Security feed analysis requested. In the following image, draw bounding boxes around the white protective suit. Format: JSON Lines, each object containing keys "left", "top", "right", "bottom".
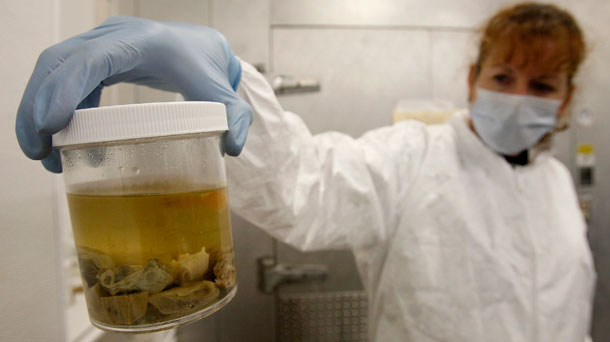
{"left": 226, "top": 60, "right": 596, "bottom": 342}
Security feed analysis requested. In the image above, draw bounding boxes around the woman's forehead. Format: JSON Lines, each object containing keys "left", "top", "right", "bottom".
{"left": 484, "top": 36, "right": 571, "bottom": 75}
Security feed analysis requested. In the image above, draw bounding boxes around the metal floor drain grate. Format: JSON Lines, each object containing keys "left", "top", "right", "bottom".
{"left": 278, "top": 291, "right": 368, "bottom": 341}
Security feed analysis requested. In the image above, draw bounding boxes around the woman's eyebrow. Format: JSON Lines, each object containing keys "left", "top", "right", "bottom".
{"left": 534, "top": 74, "right": 562, "bottom": 82}
{"left": 536, "top": 74, "right": 560, "bottom": 79}
{"left": 490, "top": 64, "right": 514, "bottom": 72}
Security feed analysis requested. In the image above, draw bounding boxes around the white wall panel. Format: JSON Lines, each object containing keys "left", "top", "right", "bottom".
{"left": 0, "top": 1, "right": 64, "bottom": 341}
{"left": 213, "top": 0, "right": 270, "bottom": 67}
{"left": 135, "top": 0, "right": 211, "bottom": 103}
{"left": 554, "top": 2, "right": 610, "bottom": 340}
{"left": 430, "top": 30, "right": 477, "bottom": 109}
{"left": 135, "top": 0, "right": 210, "bottom": 24}
{"left": 59, "top": 0, "right": 97, "bottom": 39}
{"left": 272, "top": 0, "right": 517, "bottom": 28}
{"left": 273, "top": 28, "right": 431, "bottom": 137}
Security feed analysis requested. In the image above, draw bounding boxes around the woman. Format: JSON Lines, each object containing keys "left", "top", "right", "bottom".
{"left": 227, "top": 3, "right": 594, "bottom": 341}
{"left": 16, "top": 2, "right": 594, "bottom": 341}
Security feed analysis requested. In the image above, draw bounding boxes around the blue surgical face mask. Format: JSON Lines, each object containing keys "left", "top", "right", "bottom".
{"left": 470, "top": 88, "right": 561, "bottom": 155}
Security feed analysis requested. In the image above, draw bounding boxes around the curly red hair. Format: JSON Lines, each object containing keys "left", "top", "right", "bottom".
{"left": 473, "top": 3, "right": 586, "bottom": 84}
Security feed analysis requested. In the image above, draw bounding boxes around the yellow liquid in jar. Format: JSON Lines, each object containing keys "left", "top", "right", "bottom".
{"left": 67, "top": 187, "right": 236, "bottom": 328}
{"left": 67, "top": 187, "right": 233, "bottom": 266}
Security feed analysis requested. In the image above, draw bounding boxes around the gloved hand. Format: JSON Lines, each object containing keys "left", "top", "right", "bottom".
{"left": 16, "top": 16, "right": 252, "bottom": 173}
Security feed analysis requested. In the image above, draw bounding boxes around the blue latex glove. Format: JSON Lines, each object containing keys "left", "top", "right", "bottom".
{"left": 16, "top": 16, "right": 252, "bottom": 173}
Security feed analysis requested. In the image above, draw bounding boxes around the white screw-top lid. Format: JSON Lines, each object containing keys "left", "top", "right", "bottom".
{"left": 53, "top": 102, "right": 227, "bottom": 147}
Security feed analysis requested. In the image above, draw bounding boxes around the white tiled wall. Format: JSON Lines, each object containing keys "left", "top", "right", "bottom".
{"left": 135, "top": 0, "right": 211, "bottom": 23}
{"left": 1, "top": 1, "right": 86, "bottom": 341}
{"left": 212, "top": 0, "right": 270, "bottom": 66}
{"left": 272, "top": 28, "right": 431, "bottom": 136}
{"left": 271, "top": 0, "right": 518, "bottom": 28}
{"left": 554, "top": 1, "right": 610, "bottom": 339}
{"left": 430, "top": 31, "right": 477, "bottom": 109}
{"left": 268, "top": 1, "right": 517, "bottom": 136}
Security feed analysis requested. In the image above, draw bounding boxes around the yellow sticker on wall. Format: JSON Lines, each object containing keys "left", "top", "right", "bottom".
{"left": 577, "top": 144, "right": 595, "bottom": 167}
{"left": 578, "top": 144, "right": 594, "bottom": 155}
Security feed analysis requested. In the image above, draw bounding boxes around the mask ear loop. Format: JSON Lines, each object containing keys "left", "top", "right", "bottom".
{"left": 532, "top": 103, "right": 570, "bottom": 162}
{"left": 555, "top": 104, "right": 572, "bottom": 132}
{"left": 555, "top": 80, "right": 577, "bottom": 132}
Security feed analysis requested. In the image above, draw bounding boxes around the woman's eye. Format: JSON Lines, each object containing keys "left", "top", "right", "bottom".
{"left": 493, "top": 74, "right": 511, "bottom": 85}
{"left": 531, "top": 81, "right": 556, "bottom": 93}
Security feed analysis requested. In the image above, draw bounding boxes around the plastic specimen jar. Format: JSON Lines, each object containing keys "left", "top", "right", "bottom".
{"left": 53, "top": 102, "right": 237, "bottom": 333}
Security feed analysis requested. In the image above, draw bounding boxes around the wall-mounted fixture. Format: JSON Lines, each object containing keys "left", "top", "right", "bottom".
{"left": 272, "top": 75, "right": 321, "bottom": 95}
{"left": 258, "top": 256, "right": 328, "bottom": 294}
